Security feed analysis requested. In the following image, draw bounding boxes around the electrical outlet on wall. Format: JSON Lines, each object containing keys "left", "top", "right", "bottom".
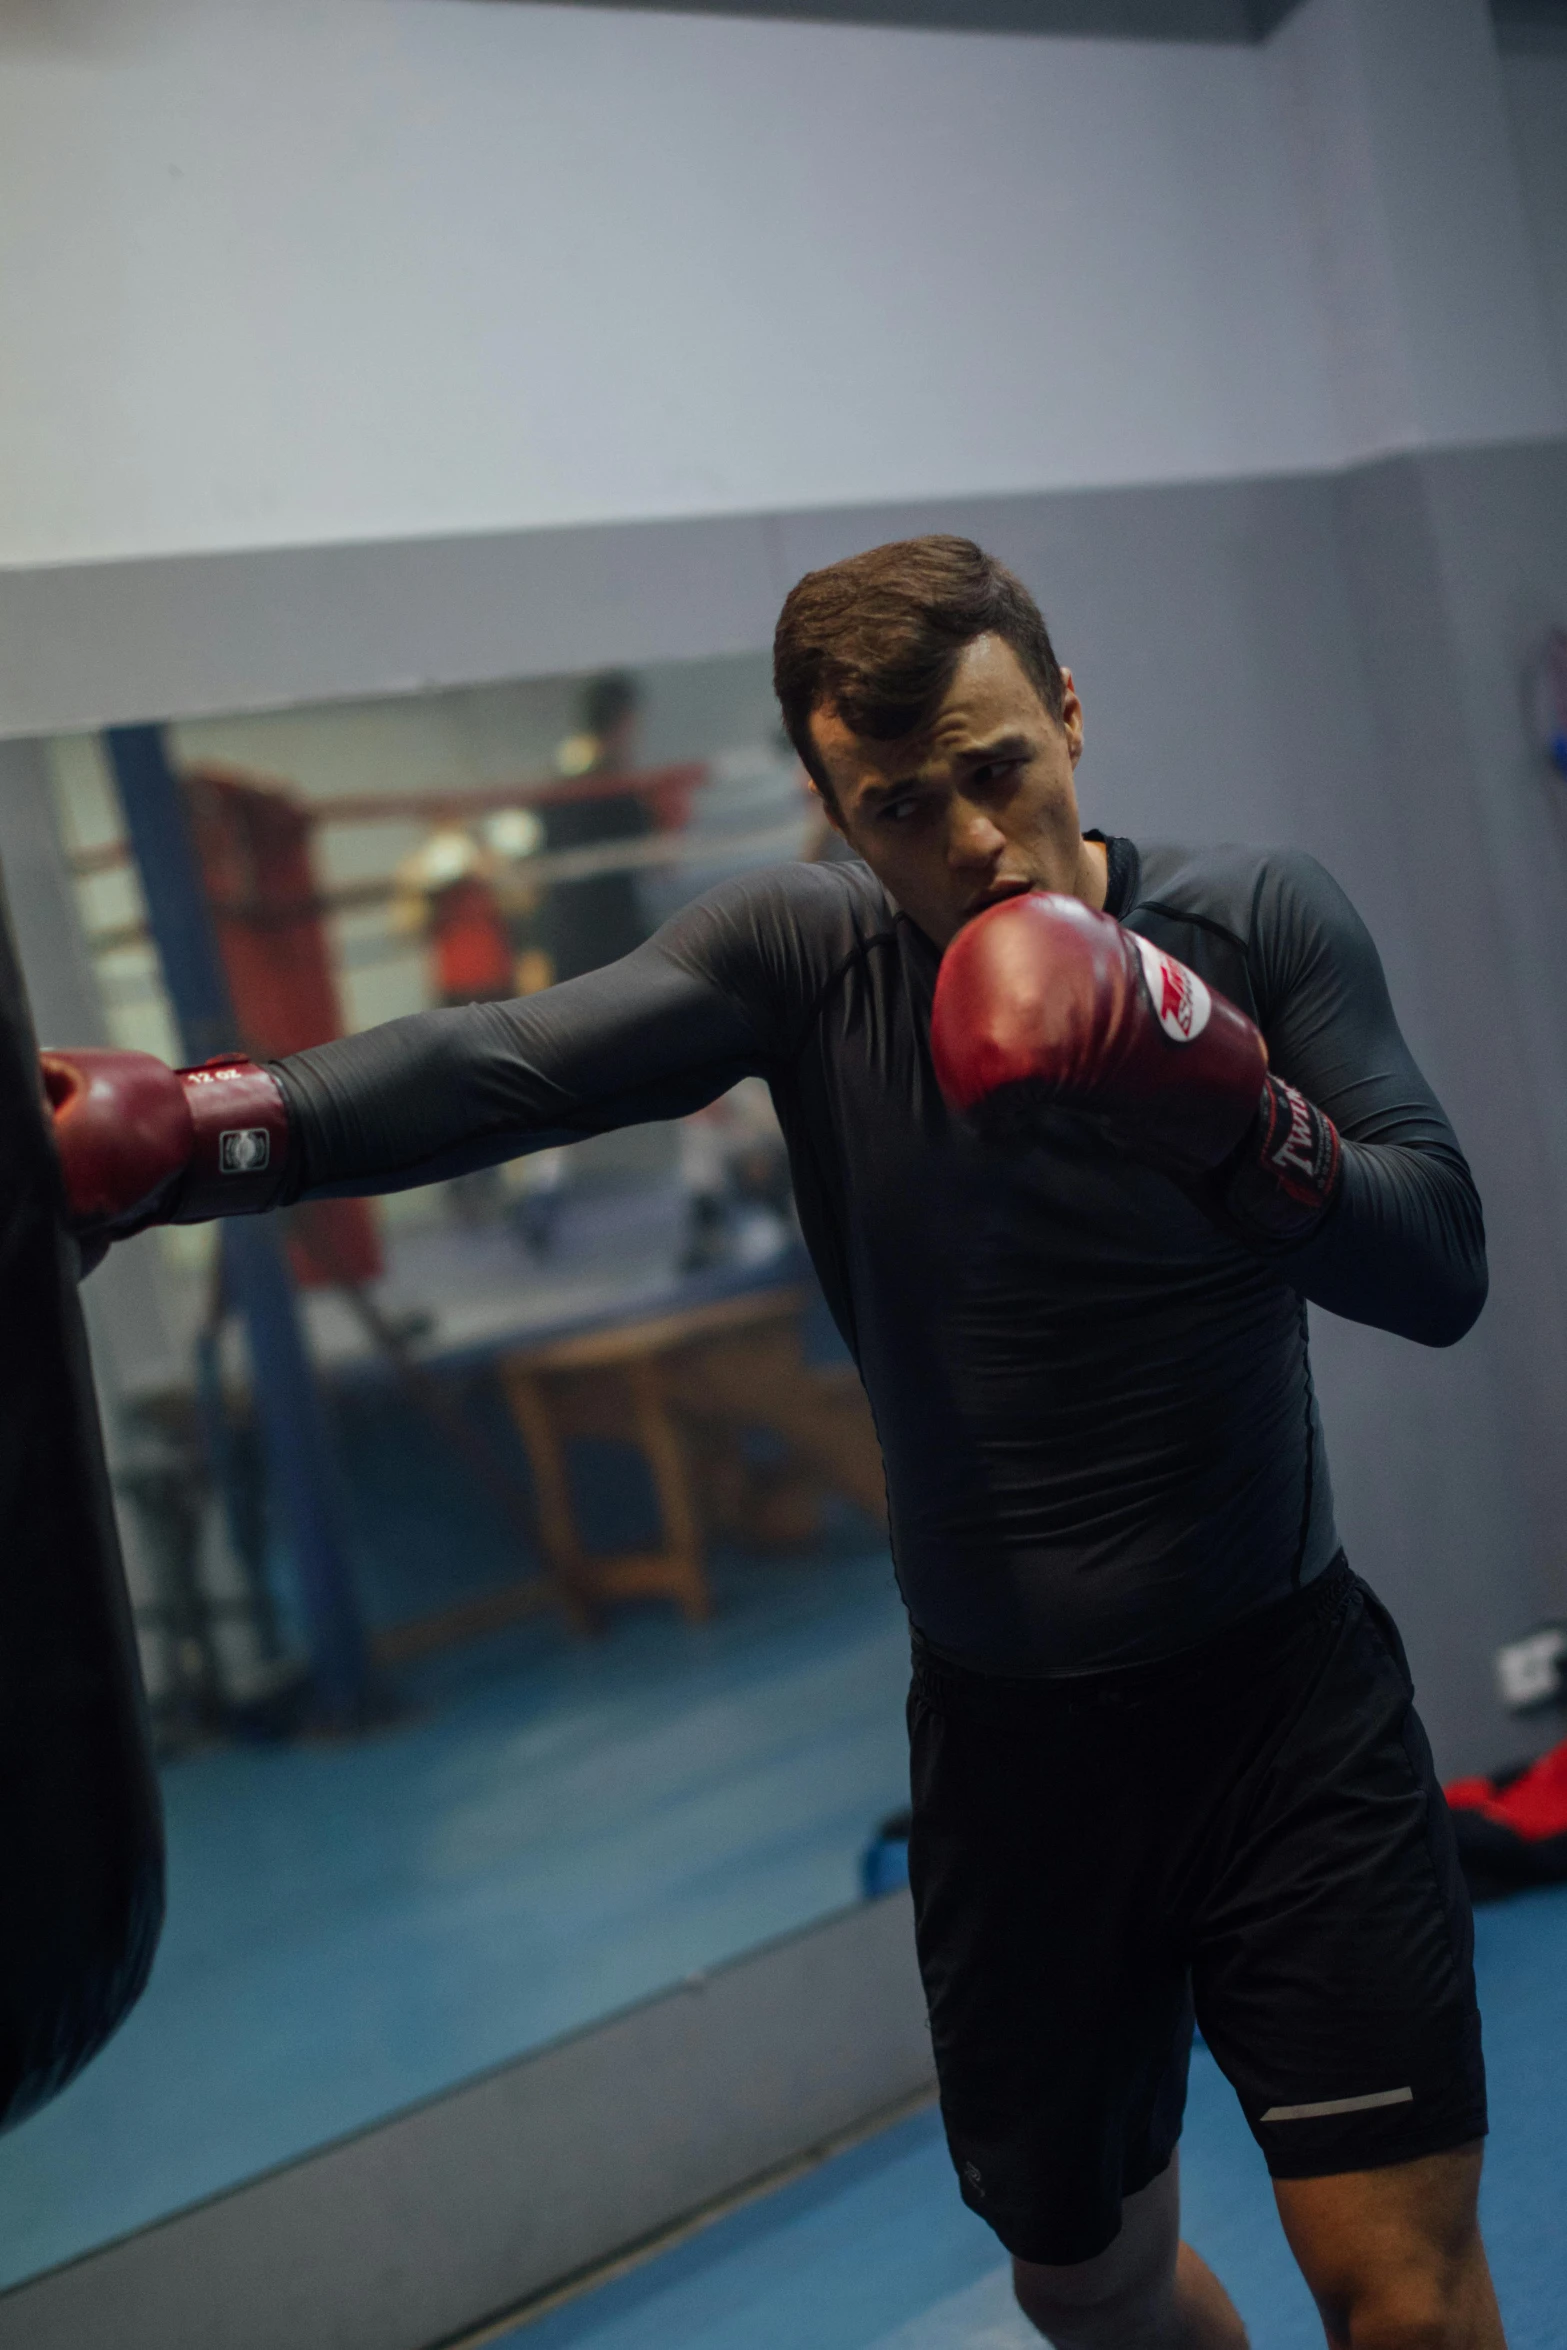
{"left": 1495, "top": 1624, "right": 1567, "bottom": 1713}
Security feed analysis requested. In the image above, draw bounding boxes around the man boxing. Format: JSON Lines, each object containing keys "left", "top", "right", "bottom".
{"left": 45, "top": 538, "right": 1499, "bottom": 2348}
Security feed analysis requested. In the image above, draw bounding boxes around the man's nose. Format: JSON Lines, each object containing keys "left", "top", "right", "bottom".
{"left": 948, "top": 803, "right": 1008, "bottom": 866}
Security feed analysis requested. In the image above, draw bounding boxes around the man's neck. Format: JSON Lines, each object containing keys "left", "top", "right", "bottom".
{"left": 1076, "top": 834, "right": 1110, "bottom": 911}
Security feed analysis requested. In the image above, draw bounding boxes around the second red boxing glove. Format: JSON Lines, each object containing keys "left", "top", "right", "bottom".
{"left": 931, "top": 891, "right": 1341, "bottom": 1235}
{"left": 931, "top": 891, "right": 1268, "bottom": 1169}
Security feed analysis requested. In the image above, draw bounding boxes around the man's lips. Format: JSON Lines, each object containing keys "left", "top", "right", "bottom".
{"left": 962, "top": 878, "right": 1037, "bottom": 918}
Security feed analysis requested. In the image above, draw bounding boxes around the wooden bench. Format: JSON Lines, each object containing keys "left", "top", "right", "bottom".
{"left": 495, "top": 1284, "right": 885, "bottom": 1627}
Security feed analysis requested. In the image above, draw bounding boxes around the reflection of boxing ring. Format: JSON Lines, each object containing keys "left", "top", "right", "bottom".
{"left": 78, "top": 753, "right": 802, "bottom": 1021}
{"left": 91, "top": 728, "right": 833, "bottom": 1725}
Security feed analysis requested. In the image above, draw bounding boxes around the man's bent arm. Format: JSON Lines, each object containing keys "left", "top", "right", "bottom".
{"left": 1248, "top": 855, "right": 1486, "bottom": 1349}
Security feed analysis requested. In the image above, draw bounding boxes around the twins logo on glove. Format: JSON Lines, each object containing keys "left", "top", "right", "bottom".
{"left": 1254, "top": 1076, "right": 1341, "bottom": 1213}
{"left": 1132, "top": 934, "right": 1212, "bottom": 1046}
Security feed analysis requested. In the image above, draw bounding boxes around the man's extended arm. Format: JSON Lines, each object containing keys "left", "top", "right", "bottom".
{"left": 277, "top": 932, "right": 765, "bottom": 1200}
{"left": 43, "top": 896, "right": 776, "bottom": 1252}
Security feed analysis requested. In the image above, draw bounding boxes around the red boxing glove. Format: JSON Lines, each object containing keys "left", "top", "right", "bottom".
{"left": 41, "top": 1049, "right": 290, "bottom": 1248}
{"left": 931, "top": 892, "right": 1340, "bottom": 1237}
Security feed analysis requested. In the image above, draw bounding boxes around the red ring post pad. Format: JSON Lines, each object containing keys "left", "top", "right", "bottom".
{"left": 930, "top": 891, "right": 1268, "bottom": 1173}
{"left": 0, "top": 896, "right": 164, "bottom": 2126}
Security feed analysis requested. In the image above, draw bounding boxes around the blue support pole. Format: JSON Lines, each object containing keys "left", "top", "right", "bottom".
{"left": 105, "top": 725, "right": 372, "bottom": 1727}
{"left": 216, "top": 1223, "right": 369, "bottom": 1722}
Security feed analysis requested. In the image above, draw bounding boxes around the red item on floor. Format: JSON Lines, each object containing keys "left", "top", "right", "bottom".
{"left": 1446, "top": 1733, "right": 1567, "bottom": 1889}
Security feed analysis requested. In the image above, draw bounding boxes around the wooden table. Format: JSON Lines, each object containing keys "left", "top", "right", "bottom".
{"left": 494, "top": 1283, "right": 885, "bottom": 1628}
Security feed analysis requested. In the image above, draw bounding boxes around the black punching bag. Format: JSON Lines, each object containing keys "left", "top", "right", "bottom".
{"left": 0, "top": 864, "right": 164, "bottom": 2126}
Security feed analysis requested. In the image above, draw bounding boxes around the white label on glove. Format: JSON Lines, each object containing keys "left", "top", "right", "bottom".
{"left": 1133, "top": 934, "right": 1212, "bottom": 1045}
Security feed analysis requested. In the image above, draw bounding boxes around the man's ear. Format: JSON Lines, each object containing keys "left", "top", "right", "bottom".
{"left": 809, "top": 779, "right": 848, "bottom": 837}
{"left": 1058, "top": 666, "right": 1084, "bottom": 770}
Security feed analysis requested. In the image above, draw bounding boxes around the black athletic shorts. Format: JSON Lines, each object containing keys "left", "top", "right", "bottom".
{"left": 906, "top": 1559, "right": 1486, "bottom": 2266}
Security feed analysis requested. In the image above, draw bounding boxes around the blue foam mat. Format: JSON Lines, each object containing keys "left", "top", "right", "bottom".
{"left": 502, "top": 1885, "right": 1567, "bottom": 2350}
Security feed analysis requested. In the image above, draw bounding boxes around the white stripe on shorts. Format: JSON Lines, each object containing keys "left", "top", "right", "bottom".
{"left": 1261, "top": 2086, "right": 1414, "bottom": 2122}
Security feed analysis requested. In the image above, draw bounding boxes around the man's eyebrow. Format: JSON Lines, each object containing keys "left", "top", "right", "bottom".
{"left": 857, "top": 771, "right": 929, "bottom": 808}
{"left": 854, "top": 731, "right": 1034, "bottom": 807}
{"left": 957, "top": 731, "right": 1034, "bottom": 763}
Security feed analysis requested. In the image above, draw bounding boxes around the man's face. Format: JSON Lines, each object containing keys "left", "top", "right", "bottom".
{"left": 810, "top": 635, "right": 1098, "bottom": 948}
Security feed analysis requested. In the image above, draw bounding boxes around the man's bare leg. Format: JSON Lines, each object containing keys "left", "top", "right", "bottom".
{"left": 1274, "top": 2144, "right": 1505, "bottom": 2350}
{"left": 1012, "top": 2157, "right": 1248, "bottom": 2350}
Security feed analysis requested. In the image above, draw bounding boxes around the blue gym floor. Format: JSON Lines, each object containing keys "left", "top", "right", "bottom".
{"left": 0, "top": 1537, "right": 910, "bottom": 2291}
{"left": 498, "top": 1885, "right": 1567, "bottom": 2350}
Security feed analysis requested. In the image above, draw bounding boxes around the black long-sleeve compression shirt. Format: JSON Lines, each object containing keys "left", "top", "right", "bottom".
{"left": 274, "top": 836, "right": 1485, "bottom": 1673}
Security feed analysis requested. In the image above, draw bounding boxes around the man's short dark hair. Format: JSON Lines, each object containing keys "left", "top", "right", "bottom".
{"left": 773, "top": 536, "right": 1066, "bottom": 801}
